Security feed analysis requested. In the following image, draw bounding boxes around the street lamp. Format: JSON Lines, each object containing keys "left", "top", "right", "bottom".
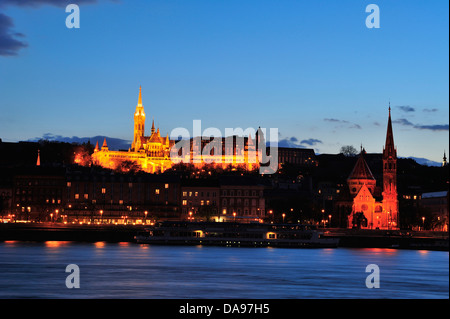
{"left": 321, "top": 209, "right": 325, "bottom": 228}
{"left": 233, "top": 212, "right": 236, "bottom": 222}
{"left": 144, "top": 211, "right": 148, "bottom": 224}
{"left": 422, "top": 216, "right": 425, "bottom": 230}
{"left": 100, "top": 210, "right": 103, "bottom": 224}
{"left": 282, "top": 213, "right": 286, "bottom": 223}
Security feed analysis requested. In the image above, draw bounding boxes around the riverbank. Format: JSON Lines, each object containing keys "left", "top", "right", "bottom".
{"left": 324, "top": 228, "right": 449, "bottom": 251}
{"left": 0, "top": 223, "right": 448, "bottom": 251}
{"left": 0, "top": 223, "right": 143, "bottom": 243}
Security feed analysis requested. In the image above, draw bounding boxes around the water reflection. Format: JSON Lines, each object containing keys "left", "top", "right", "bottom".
{"left": 0, "top": 242, "right": 447, "bottom": 299}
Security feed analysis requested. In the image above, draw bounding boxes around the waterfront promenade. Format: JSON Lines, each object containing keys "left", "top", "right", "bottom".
{"left": 0, "top": 223, "right": 447, "bottom": 251}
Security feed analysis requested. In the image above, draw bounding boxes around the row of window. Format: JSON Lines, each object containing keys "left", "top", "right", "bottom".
{"left": 182, "top": 191, "right": 217, "bottom": 198}
{"left": 67, "top": 182, "right": 170, "bottom": 189}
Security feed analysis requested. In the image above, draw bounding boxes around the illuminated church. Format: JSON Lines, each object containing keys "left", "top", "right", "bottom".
{"left": 92, "top": 87, "right": 262, "bottom": 173}
{"left": 347, "top": 107, "right": 399, "bottom": 229}
{"left": 92, "top": 86, "right": 175, "bottom": 173}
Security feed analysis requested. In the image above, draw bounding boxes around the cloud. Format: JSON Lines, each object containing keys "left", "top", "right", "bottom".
{"left": 324, "top": 118, "right": 349, "bottom": 124}
{"left": 393, "top": 118, "right": 414, "bottom": 126}
{"left": 324, "top": 118, "right": 362, "bottom": 129}
{"left": 415, "top": 124, "right": 449, "bottom": 131}
{"left": 300, "top": 138, "right": 323, "bottom": 146}
{"left": 0, "top": 13, "right": 28, "bottom": 56}
{"left": 397, "top": 105, "right": 415, "bottom": 113}
{"left": 394, "top": 118, "right": 448, "bottom": 131}
{"left": 277, "top": 136, "right": 322, "bottom": 148}
{"left": 423, "top": 108, "right": 438, "bottom": 113}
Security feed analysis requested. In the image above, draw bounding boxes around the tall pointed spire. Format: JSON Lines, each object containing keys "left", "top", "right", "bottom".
{"left": 137, "top": 85, "right": 142, "bottom": 106}
{"left": 151, "top": 118, "right": 155, "bottom": 134}
{"left": 36, "top": 150, "right": 40, "bottom": 166}
{"left": 132, "top": 86, "right": 146, "bottom": 151}
{"left": 102, "top": 138, "right": 108, "bottom": 150}
{"left": 384, "top": 105, "right": 396, "bottom": 157}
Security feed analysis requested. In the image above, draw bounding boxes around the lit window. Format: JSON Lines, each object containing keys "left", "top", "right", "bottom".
{"left": 195, "top": 192, "right": 198, "bottom": 197}
{"left": 75, "top": 194, "right": 79, "bottom": 199}
{"left": 67, "top": 182, "right": 71, "bottom": 187}
{"left": 182, "top": 192, "right": 187, "bottom": 197}
{"left": 201, "top": 200, "right": 204, "bottom": 206}
{"left": 119, "top": 200, "right": 123, "bottom": 205}
{"left": 102, "top": 188, "right": 106, "bottom": 194}
{"left": 155, "top": 189, "right": 160, "bottom": 195}
{"left": 84, "top": 194, "right": 89, "bottom": 199}
{"left": 182, "top": 200, "right": 187, "bottom": 206}
{"left": 165, "top": 184, "right": 169, "bottom": 189}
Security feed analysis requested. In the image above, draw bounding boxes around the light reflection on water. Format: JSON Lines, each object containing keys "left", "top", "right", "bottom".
{"left": 0, "top": 241, "right": 447, "bottom": 299}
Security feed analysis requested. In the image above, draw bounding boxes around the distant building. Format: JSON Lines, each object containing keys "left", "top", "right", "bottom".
{"left": 277, "top": 147, "right": 317, "bottom": 168}
{"left": 421, "top": 191, "right": 449, "bottom": 231}
{"left": 11, "top": 167, "right": 66, "bottom": 222}
{"left": 64, "top": 168, "right": 181, "bottom": 224}
{"left": 181, "top": 179, "right": 220, "bottom": 221}
{"left": 219, "top": 176, "right": 267, "bottom": 222}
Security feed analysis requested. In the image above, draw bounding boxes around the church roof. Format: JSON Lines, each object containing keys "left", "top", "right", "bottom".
{"left": 148, "top": 132, "right": 163, "bottom": 143}
{"left": 347, "top": 150, "right": 375, "bottom": 181}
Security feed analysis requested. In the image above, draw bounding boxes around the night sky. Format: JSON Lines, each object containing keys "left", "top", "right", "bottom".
{"left": 0, "top": 0, "right": 448, "bottom": 163}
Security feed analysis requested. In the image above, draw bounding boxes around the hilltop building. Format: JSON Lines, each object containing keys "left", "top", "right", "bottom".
{"left": 92, "top": 87, "right": 175, "bottom": 173}
{"left": 91, "top": 87, "right": 268, "bottom": 173}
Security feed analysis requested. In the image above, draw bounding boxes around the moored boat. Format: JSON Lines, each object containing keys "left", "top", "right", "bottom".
{"left": 135, "top": 221, "right": 340, "bottom": 248}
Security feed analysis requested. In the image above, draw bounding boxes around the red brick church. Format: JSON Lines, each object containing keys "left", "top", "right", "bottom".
{"left": 347, "top": 107, "right": 399, "bottom": 229}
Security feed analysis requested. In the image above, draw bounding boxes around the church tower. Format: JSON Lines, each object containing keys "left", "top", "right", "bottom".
{"left": 382, "top": 106, "right": 399, "bottom": 229}
{"left": 132, "top": 86, "right": 146, "bottom": 151}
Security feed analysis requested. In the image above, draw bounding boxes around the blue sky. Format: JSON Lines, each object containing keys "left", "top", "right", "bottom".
{"left": 0, "top": 0, "right": 448, "bottom": 162}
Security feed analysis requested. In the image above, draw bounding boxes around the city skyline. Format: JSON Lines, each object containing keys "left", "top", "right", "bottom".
{"left": 0, "top": 0, "right": 448, "bottom": 163}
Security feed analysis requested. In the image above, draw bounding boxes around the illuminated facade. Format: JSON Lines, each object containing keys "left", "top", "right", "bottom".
{"left": 92, "top": 87, "right": 175, "bottom": 173}
{"left": 348, "top": 107, "right": 399, "bottom": 230}
{"left": 92, "top": 87, "right": 263, "bottom": 173}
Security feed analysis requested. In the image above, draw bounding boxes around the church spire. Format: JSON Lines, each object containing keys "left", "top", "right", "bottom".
{"left": 151, "top": 118, "right": 155, "bottom": 134}
{"left": 36, "top": 149, "right": 40, "bottom": 166}
{"left": 384, "top": 105, "right": 396, "bottom": 158}
{"left": 138, "top": 85, "right": 142, "bottom": 106}
{"left": 443, "top": 150, "right": 448, "bottom": 167}
{"left": 102, "top": 138, "right": 108, "bottom": 150}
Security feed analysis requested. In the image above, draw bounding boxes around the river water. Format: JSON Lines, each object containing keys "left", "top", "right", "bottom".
{"left": 0, "top": 241, "right": 447, "bottom": 299}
